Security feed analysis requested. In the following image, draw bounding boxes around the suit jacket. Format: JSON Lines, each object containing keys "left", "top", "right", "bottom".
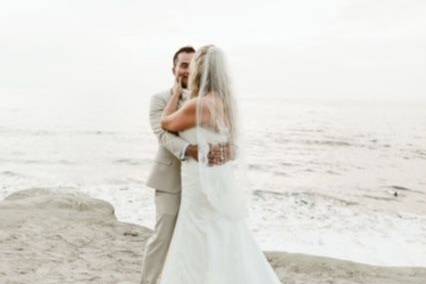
{"left": 146, "top": 89, "right": 189, "bottom": 193}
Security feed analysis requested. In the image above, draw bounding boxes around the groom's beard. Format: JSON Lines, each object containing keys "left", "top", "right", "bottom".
{"left": 178, "top": 77, "right": 188, "bottom": 89}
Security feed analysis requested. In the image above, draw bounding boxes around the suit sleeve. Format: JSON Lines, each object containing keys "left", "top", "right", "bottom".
{"left": 149, "top": 94, "right": 190, "bottom": 160}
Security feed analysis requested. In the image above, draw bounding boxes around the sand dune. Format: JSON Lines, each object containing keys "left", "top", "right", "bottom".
{"left": 0, "top": 188, "right": 424, "bottom": 284}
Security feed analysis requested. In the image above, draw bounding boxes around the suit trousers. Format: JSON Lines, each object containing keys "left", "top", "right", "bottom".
{"left": 140, "top": 189, "right": 181, "bottom": 284}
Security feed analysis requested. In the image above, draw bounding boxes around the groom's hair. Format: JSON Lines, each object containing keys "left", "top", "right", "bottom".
{"left": 173, "top": 46, "right": 196, "bottom": 67}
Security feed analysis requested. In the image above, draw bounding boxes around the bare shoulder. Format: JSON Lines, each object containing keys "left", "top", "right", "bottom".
{"left": 181, "top": 94, "right": 219, "bottom": 113}
{"left": 182, "top": 97, "right": 198, "bottom": 112}
{"left": 202, "top": 92, "right": 224, "bottom": 108}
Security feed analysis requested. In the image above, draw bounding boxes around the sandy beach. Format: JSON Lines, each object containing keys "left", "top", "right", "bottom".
{"left": 1, "top": 188, "right": 425, "bottom": 284}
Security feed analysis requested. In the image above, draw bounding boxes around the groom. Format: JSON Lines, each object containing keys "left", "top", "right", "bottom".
{"left": 140, "top": 46, "right": 230, "bottom": 284}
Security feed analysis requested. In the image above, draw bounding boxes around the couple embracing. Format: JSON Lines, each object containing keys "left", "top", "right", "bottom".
{"left": 140, "top": 45, "right": 282, "bottom": 284}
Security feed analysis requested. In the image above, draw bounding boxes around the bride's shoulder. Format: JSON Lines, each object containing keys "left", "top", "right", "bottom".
{"left": 182, "top": 94, "right": 218, "bottom": 115}
{"left": 182, "top": 96, "right": 210, "bottom": 109}
{"left": 182, "top": 97, "right": 198, "bottom": 111}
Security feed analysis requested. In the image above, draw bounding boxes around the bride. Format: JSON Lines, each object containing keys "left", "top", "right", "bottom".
{"left": 159, "top": 45, "right": 282, "bottom": 284}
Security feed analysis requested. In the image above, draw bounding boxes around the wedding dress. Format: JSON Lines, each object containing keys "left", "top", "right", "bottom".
{"left": 159, "top": 127, "right": 282, "bottom": 284}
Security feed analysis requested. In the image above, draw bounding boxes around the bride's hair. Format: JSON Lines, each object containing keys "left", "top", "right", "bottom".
{"left": 189, "top": 45, "right": 237, "bottom": 142}
{"left": 189, "top": 46, "right": 248, "bottom": 220}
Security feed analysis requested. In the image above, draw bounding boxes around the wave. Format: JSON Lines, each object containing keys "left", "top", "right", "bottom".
{"left": 0, "top": 128, "right": 121, "bottom": 137}
{"left": 113, "top": 158, "right": 147, "bottom": 166}
{"left": 0, "top": 128, "right": 54, "bottom": 136}
{"left": 414, "top": 149, "right": 426, "bottom": 159}
{"left": 287, "top": 128, "right": 325, "bottom": 133}
{"left": 362, "top": 194, "right": 396, "bottom": 202}
{"left": 1, "top": 170, "right": 26, "bottom": 177}
{"left": 105, "top": 177, "right": 144, "bottom": 185}
{"left": 253, "top": 190, "right": 359, "bottom": 207}
{"left": 0, "top": 159, "right": 76, "bottom": 165}
{"left": 272, "top": 171, "right": 289, "bottom": 177}
{"left": 77, "top": 130, "right": 118, "bottom": 136}
{"left": 386, "top": 185, "right": 425, "bottom": 195}
{"left": 279, "top": 162, "right": 298, "bottom": 167}
{"left": 248, "top": 164, "right": 270, "bottom": 171}
{"left": 253, "top": 190, "right": 285, "bottom": 201}
{"left": 274, "top": 137, "right": 354, "bottom": 147}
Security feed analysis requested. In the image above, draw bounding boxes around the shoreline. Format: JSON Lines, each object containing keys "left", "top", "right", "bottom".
{"left": 1, "top": 188, "right": 425, "bottom": 283}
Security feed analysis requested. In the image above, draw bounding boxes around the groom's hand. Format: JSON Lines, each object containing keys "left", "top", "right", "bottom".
{"left": 185, "top": 145, "right": 199, "bottom": 161}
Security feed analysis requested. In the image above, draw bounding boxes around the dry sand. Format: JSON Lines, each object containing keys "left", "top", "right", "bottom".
{"left": 0, "top": 188, "right": 425, "bottom": 284}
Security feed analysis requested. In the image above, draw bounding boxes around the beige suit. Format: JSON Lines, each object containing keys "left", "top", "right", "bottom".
{"left": 140, "top": 89, "right": 189, "bottom": 284}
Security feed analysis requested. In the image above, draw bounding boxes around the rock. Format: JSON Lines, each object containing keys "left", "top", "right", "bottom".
{"left": 0, "top": 188, "right": 151, "bottom": 283}
{"left": 266, "top": 251, "right": 426, "bottom": 284}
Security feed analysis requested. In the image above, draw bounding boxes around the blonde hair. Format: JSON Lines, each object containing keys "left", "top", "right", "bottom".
{"left": 189, "top": 45, "right": 212, "bottom": 99}
{"left": 189, "top": 45, "right": 237, "bottom": 143}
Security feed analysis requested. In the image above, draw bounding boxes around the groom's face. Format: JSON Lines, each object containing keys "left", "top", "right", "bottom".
{"left": 173, "top": 52, "right": 194, "bottom": 89}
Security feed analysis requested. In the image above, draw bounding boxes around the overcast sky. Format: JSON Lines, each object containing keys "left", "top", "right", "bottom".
{"left": 1, "top": 0, "right": 425, "bottom": 103}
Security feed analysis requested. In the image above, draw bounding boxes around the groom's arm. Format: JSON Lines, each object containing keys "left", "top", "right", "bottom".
{"left": 150, "top": 93, "right": 190, "bottom": 160}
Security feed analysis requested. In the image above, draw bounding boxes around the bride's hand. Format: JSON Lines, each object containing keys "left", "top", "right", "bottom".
{"left": 172, "top": 77, "right": 183, "bottom": 99}
{"left": 208, "top": 143, "right": 235, "bottom": 166}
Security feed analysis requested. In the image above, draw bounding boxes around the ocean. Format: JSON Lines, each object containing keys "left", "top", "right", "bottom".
{"left": 1, "top": 94, "right": 425, "bottom": 267}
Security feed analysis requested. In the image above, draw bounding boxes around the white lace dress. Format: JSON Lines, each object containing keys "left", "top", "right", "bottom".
{"left": 159, "top": 127, "right": 283, "bottom": 284}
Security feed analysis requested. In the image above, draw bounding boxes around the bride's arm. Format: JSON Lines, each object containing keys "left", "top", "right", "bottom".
{"left": 162, "top": 85, "right": 181, "bottom": 119}
{"left": 161, "top": 97, "right": 197, "bottom": 132}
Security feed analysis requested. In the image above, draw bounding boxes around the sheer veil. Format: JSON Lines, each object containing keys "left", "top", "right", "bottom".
{"left": 190, "top": 45, "right": 251, "bottom": 220}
